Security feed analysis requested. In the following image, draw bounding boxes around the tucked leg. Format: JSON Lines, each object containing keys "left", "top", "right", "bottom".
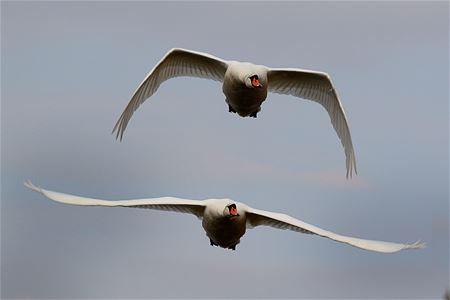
{"left": 228, "top": 104, "right": 236, "bottom": 113}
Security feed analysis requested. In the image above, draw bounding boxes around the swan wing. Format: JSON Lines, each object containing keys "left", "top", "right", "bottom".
{"left": 113, "top": 48, "right": 229, "bottom": 140}
{"left": 25, "top": 180, "right": 206, "bottom": 218}
{"left": 267, "top": 68, "right": 356, "bottom": 178}
{"left": 246, "top": 206, "right": 425, "bottom": 253}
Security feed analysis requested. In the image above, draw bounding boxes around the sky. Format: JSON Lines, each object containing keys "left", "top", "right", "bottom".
{"left": 1, "top": 1, "right": 449, "bottom": 299}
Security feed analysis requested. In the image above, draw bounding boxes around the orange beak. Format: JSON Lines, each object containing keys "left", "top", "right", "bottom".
{"left": 230, "top": 207, "right": 238, "bottom": 216}
{"left": 251, "top": 77, "right": 261, "bottom": 88}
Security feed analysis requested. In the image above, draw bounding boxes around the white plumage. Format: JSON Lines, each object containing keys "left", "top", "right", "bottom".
{"left": 113, "top": 48, "right": 357, "bottom": 178}
{"left": 25, "top": 181, "right": 425, "bottom": 253}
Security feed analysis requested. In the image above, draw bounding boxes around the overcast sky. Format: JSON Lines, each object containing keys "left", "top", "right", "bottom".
{"left": 2, "top": 1, "right": 449, "bottom": 299}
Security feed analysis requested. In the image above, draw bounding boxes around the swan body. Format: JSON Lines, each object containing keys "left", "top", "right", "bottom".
{"left": 25, "top": 181, "right": 425, "bottom": 253}
{"left": 222, "top": 61, "right": 268, "bottom": 117}
{"left": 113, "top": 48, "right": 357, "bottom": 178}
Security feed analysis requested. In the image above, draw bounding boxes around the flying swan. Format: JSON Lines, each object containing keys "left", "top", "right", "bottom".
{"left": 113, "top": 48, "right": 357, "bottom": 178}
{"left": 25, "top": 181, "right": 424, "bottom": 253}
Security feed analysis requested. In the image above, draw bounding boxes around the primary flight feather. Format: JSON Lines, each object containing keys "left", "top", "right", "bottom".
{"left": 113, "top": 48, "right": 357, "bottom": 178}
{"left": 25, "top": 180, "right": 424, "bottom": 253}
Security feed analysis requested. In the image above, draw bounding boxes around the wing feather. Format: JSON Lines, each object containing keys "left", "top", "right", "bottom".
{"left": 25, "top": 180, "right": 206, "bottom": 218}
{"left": 246, "top": 207, "right": 425, "bottom": 253}
{"left": 267, "top": 68, "right": 357, "bottom": 178}
{"left": 113, "top": 48, "right": 229, "bottom": 140}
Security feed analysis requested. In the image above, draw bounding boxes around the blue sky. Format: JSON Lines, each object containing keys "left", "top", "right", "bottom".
{"left": 2, "top": 1, "right": 449, "bottom": 298}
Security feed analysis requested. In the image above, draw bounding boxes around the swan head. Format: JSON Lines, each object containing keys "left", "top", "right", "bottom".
{"left": 245, "top": 74, "right": 263, "bottom": 89}
{"left": 228, "top": 61, "right": 266, "bottom": 89}
{"left": 223, "top": 203, "right": 240, "bottom": 219}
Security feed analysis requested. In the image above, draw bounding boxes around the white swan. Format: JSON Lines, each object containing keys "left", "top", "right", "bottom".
{"left": 113, "top": 48, "right": 357, "bottom": 178}
{"left": 25, "top": 181, "right": 424, "bottom": 253}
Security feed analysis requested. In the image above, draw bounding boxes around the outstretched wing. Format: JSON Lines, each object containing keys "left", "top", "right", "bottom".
{"left": 246, "top": 206, "right": 425, "bottom": 253}
{"left": 113, "top": 48, "right": 229, "bottom": 140}
{"left": 267, "top": 68, "right": 356, "bottom": 178}
{"left": 25, "top": 180, "right": 206, "bottom": 218}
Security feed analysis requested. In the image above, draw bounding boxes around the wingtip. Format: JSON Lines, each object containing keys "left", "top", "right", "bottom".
{"left": 345, "top": 163, "right": 358, "bottom": 180}
{"left": 399, "top": 240, "right": 427, "bottom": 250}
{"left": 404, "top": 240, "right": 426, "bottom": 250}
{"left": 345, "top": 169, "right": 353, "bottom": 180}
{"left": 111, "top": 125, "right": 124, "bottom": 142}
{"left": 24, "top": 180, "right": 41, "bottom": 193}
{"left": 112, "top": 113, "right": 126, "bottom": 142}
{"left": 111, "top": 130, "right": 122, "bottom": 142}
